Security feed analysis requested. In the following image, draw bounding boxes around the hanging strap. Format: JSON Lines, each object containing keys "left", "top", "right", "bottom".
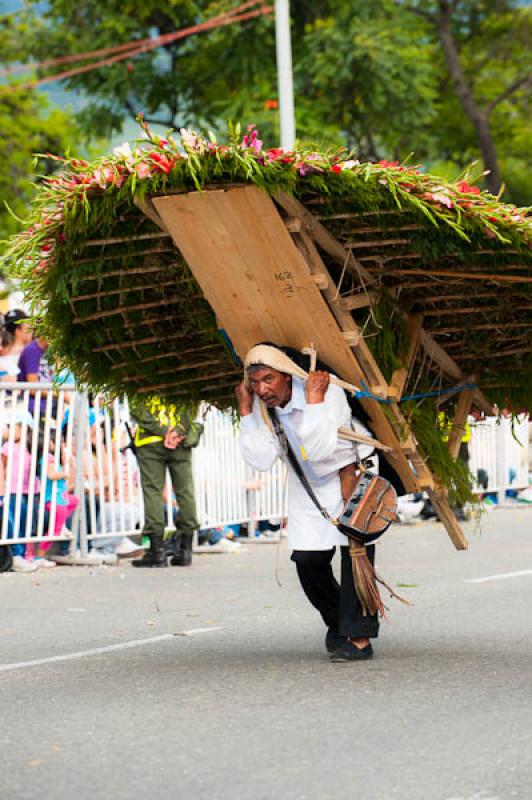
{"left": 267, "top": 408, "right": 336, "bottom": 525}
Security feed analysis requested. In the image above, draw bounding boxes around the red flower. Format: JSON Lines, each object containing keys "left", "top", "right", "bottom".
{"left": 150, "top": 152, "right": 173, "bottom": 173}
{"left": 264, "top": 99, "right": 278, "bottom": 110}
{"left": 377, "top": 160, "right": 400, "bottom": 168}
{"left": 331, "top": 165, "right": 342, "bottom": 174}
{"left": 267, "top": 148, "right": 285, "bottom": 160}
{"left": 456, "top": 180, "right": 481, "bottom": 195}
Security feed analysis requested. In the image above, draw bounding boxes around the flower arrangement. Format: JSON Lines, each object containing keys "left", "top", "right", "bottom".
{"left": 2, "top": 121, "right": 530, "bottom": 420}
{"left": 5, "top": 120, "right": 530, "bottom": 287}
{"left": 2, "top": 122, "right": 530, "bottom": 506}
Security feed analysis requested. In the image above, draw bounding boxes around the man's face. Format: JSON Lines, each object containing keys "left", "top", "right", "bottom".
{"left": 248, "top": 367, "right": 292, "bottom": 408}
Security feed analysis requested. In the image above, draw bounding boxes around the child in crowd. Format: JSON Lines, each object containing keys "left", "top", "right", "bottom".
{"left": 36, "top": 429, "right": 78, "bottom": 556}
{"left": 0, "top": 413, "right": 41, "bottom": 572}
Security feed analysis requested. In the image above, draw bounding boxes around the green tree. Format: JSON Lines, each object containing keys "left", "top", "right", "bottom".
{"left": 402, "top": 0, "right": 532, "bottom": 195}
{"left": 0, "top": 89, "right": 84, "bottom": 240}
{"left": 0, "top": 7, "right": 86, "bottom": 241}
{"left": 9, "top": 0, "right": 532, "bottom": 200}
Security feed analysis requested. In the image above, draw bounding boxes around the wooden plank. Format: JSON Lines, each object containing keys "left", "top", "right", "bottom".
{"left": 388, "top": 313, "right": 423, "bottom": 401}
{"left": 341, "top": 292, "right": 378, "bottom": 310}
{"left": 385, "top": 268, "right": 532, "bottom": 284}
{"left": 74, "top": 294, "right": 201, "bottom": 323}
{"left": 426, "top": 490, "right": 468, "bottom": 550}
{"left": 346, "top": 238, "right": 411, "bottom": 249}
{"left": 447, "top": 386, "right": 475, "bottom": 460}
{"left": 153, "top": 187, "right": 373, "bottom": 385}
{"left": 153, "top": 186, "right": 419, "bottom": 493}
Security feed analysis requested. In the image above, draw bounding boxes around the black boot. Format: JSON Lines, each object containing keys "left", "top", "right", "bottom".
{"left": 165, "top": 532, "right": 181, "bottom": 559}
{"left": 132, "top": 534, "right": 168, "bottom": 568}
{"left": 170, "top": 532, "right": 193, "bottom": 566}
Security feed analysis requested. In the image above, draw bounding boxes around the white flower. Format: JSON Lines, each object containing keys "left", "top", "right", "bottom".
{"left": 113, "top": 142, "right": 133, "bottom": 159}
{"left": 341, "top": 159, "right": 360, "bottom": 170}
{"left": 180, "top": 128, "right": 199, "bottom": 150}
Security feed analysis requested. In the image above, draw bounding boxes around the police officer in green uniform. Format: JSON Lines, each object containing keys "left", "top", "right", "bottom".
{"left": 131, "top": 398, "right": 203, "bottom": 568}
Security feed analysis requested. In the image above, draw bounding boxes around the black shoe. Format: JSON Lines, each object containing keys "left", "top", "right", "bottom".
{"left": 132, "top": 535, "right": 168, "bottom": 568}
{"left": 131, "top": 551, "right": 168, "bottom": 568}
{"left": 330, "top": 640, "right": 373, "bottom": 662}
{"left": 169, "top": 532, "right": 193, "bottom": 567}
{"left": 325, "top": 627, "right": 345, "bottom": 654}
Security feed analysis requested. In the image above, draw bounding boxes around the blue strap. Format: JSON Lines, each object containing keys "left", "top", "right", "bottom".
{"left": 353, "top": 381, "right": 478, "bottom": 405}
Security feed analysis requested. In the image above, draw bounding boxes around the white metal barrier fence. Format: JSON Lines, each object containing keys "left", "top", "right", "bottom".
{"left": 0, "top": 384, "right": 529, "bottom": 557}
{"left": 468, "top": 414, "right": 530, "bottom": 502}
{"left": 0, "top": 385, "right": 287, "bottom": 556}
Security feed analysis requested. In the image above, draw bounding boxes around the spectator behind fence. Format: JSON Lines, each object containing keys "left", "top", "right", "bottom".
{"left": 85, "top": 411, "right": 143, "bottom": 560}
{"left": 0, "top": 309, "right": 33, "bottom": 382}
{"left": 0, "top": 411, "right": 41, "bottom": 572}
{"left": 17, "top": 333, "right": 52, "bottom": 415}
{"left": 35, "top": 427, "right": 77, "bottom": 562}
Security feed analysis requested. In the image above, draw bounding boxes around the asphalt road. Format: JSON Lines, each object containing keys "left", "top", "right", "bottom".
{"left": 1, "top": 506, "right": 532, "bottom": 800}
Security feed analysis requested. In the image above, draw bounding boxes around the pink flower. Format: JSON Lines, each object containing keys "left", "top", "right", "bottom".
{"left": 136, "top": 162, "right": 152, "bottom": 179}
{"left": 242, "top": 124, "right": 263, "bottom": 153}
{"left": 425, "top": 191, "right": 453, "bottom": 209}
{"left": 93, "top": 166, "right": 115, "bottom": 188}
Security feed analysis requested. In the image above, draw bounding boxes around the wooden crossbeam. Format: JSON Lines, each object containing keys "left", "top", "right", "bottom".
{"left": 84, "top": 231, "right": 171, "bottom": 247}
{"left": 340, "top": 292, "right": 378, "bottom": 310}
{"left": 74, "top": 294, "right": 202, "bottom": 323}
{"left": 447, "top": 384, "right": 476, "bottom": 460}
{"left": 388, "top": 313, "right": 424, "bottom": 401}
{"left": 382, "top": 268, "right": 532, "bottom": 284}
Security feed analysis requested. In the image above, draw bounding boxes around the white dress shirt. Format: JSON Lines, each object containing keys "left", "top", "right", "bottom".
{"left": 239, "top": 376, "right": 372, "bottom": 550}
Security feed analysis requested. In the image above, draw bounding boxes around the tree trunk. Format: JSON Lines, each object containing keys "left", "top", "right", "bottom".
{"left": 436, "top": 0, "right": 502, "bottom": 195}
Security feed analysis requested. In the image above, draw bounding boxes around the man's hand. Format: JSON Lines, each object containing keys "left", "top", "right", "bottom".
{"left": 235, "top": 380, "right": 253, "bottom": 416}
{"left": 305, "top": 370, "right": 330, "bottom": 404}
{"left": 164, "top": 427, "right": 185, "bottom": 450}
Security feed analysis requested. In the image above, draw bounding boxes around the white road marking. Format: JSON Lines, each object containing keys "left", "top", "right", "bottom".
{"left": 465, "top": 569, "right": 532, "bottom": 584}
{"left": 0, "top": 627, "right": 222, "bottom": 674}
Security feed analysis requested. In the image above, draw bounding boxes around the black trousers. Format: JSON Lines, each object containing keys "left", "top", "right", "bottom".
{"left": 291, "top": 546, "right": 379, "bottom": 639}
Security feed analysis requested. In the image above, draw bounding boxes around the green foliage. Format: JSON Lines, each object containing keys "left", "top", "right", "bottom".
{"left": 0, "top": 89, "right": 83, "bottom": 240}
{"left": 8, "top": 0, "right": 530, "bottom": 205}
{"left": 402, "top": 398, "right": 476, "bottom": 508}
